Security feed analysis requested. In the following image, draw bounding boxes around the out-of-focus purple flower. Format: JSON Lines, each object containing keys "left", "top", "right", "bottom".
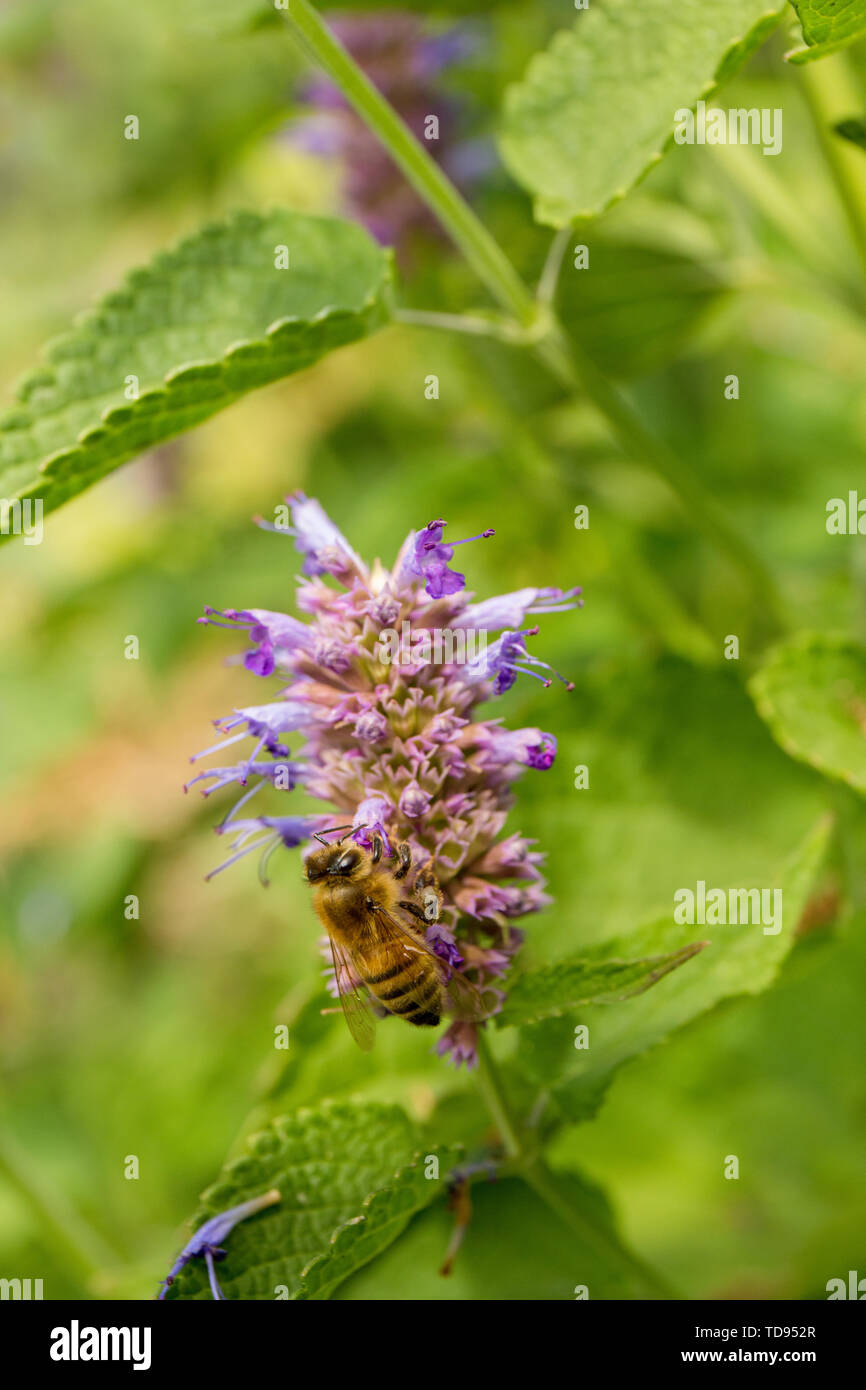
{"left": 159, "top": 1189, "right": 281, "bottom": 1300}
{"left": 460, "top": 934, "right": 524, "bottom": 982}
{"left": 191, "top": 491, "right": 581, "bottom": 1063}
{"left": 436, "top": 1019, "right": 481, "bottom": 1070}
{"left": 285, "top": 13, "right": 486, "bottom": 250}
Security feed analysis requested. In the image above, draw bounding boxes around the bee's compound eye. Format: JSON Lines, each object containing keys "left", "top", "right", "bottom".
{"left": 335, "top": 851, "right": 359, "bottom": 874}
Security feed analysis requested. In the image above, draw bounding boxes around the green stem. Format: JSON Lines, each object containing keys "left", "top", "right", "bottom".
{"left": 536, "top": 226, "right": 573, "bottom": 306}
{"left": 279, "top": 1, "right": 787, "bottom": 628}
{"left": 708, "top": 141, "right": 852, "bottom": 289}
{"left": 394, "top": 307, "right": 523, "bottom": 341}
{"left": 800, "top": 55, "right": 866, "bottom": 294}
{"left": 472, "top": 1035, "right": 675, "bottom": 1298}
{"left": 282, "top": 0, "right": 536, "bottom": 328}
{"left": 474, "top": 1031, "right": 523, "bottom": 1161}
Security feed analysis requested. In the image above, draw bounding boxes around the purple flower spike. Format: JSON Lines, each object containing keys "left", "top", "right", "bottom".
{"left": 191, "top": 491, "right": 581, "bottom": 1051}
{"left": 158, "top": 1188, "right": 281, "bottom": 1300}
{"left": 281, "top": 15, "right": 485, "bottom": 251}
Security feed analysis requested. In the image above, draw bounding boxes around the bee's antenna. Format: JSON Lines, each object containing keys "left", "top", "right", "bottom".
{"left": 314, "top": 822, "right": 359, "bottom": 846}
{"left": 339, "top": 822, "right": 367, "bottom": 844}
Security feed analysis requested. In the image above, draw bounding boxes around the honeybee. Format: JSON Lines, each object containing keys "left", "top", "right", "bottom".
{"left": 305, "top": 825, "right": 465, "bottom": 1051}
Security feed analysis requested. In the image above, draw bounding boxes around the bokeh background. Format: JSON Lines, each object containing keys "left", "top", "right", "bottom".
{"left": 1, "top": 0, "right": 865, "bottom": 1299}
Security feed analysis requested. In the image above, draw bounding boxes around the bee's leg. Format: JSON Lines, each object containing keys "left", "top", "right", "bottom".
{"left": 409, "top": 858, "right": 443, "bottom": 924}
{"left": 399, "top": 899, "right": 429, "bottom": 925}
{"left": 393, "top": 842, "right": 412, "bottom": 880}
{"left": 370, "top": 833, "right": 384, "bottom": 865}
{"left": 415, "top": 860, "right": 437, "bottom": 891}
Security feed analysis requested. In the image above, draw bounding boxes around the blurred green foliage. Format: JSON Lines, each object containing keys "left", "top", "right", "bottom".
{"left": 1, "top": 0, "right": 866, "bottom": 1300}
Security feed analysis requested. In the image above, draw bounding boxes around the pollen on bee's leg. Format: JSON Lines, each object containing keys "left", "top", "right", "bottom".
{"left": 394, "top": 842, "right": 412, "bottom": 880}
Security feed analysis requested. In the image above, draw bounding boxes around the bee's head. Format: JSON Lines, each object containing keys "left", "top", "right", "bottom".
{"left": 305, "top": 843, "right": 364, "bottom": 883}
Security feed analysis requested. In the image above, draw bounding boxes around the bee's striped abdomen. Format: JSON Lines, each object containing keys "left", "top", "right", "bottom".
{"left": 363, "top": 956, "right": 442, "bottom": 1027}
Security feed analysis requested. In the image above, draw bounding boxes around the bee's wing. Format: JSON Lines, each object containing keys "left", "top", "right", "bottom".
{"left": 369, "top": 903, "right": 489, "bottom": 1018}
{"left": 367, "top": 901, "right": 444, "bottom": 964}
{"left": 327, "top": 933, "right": 377, "bottom": 1053}
{"left": 445, "top": 967, "right": 491, "bottom": 1019}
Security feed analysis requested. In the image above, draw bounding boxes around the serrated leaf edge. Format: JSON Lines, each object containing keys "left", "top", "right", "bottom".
{"left": 498, "top": 940, "right": 708, "bottom": 1027}
{"left": 0, "top": 209, "right": 394, "bottom": 513}
{"left": 500, "top": 6, "right": 786, "bottom": 226}
{"left": 295, "top": 1144, "right": 457, "bottom": 1300}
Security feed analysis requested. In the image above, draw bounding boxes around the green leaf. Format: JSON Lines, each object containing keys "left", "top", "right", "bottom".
{"left": 334, "top": 1170, "right": 642, "bottom": 1300}
{"left": 498, "top": 0, "right": 786, "bottom": 226}
{"left": 497, "top": 940, "right": 707, "bottom": 1029}
{"left": 787, "top": 0, "right": 866, "bottom": 64}
{"left": 556, "top": 237, "right": 726, "bottom": 379}
{"left": 518, "top": 816, "right": 833, "bottom": 1122}
{"left": 165, "top": 1100, "right": 429, "bottom": 1300}
{"left": 0, "top": 210, "right": 392, "bottom": 535}
{"left": 296, "top": 1147, "right": 458, "bottom": 1300}
{"left": 749, "top": 633, "right": 866, "bottom": 795}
